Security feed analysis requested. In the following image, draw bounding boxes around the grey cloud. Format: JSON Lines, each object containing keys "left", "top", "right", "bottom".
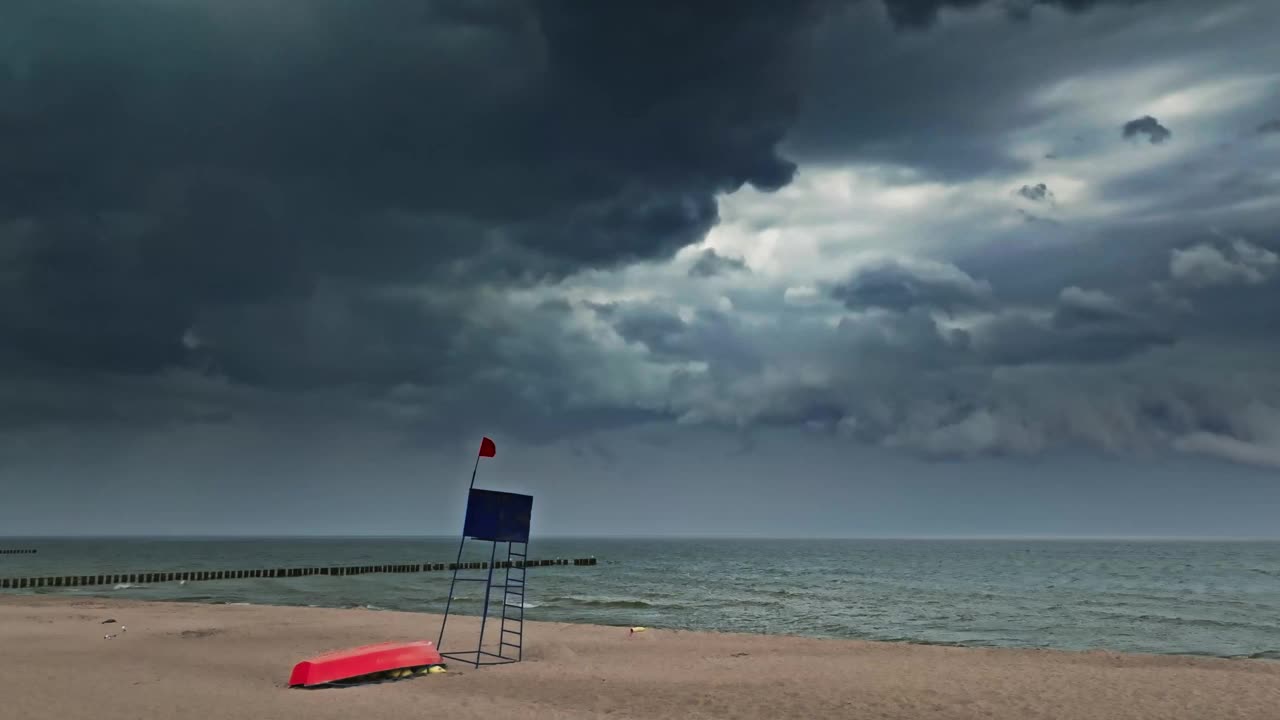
{"left": 879, "top": 366, "right": 1279, "bottom": 461}
{"left": 1169, "top": 236, "right": 1278, "bottom": 289}
{"left": 657, "top": 303, "right": 1264, "bottom": 461}
{"left": 584, "top": 238, "right": 1270, "bottom": 463}
{"left": 1171, "top": 402, "right": 1280, "bottom": 469}
{"left": 784, "top": 0, "right": 1240, "bottom": 181}
{"left": 1017, "top": 209, "right": 1063, "bottom": 225}
{"left": 1016, "top": 183, "right": 1055, "bottom": 203}
{"left": 962, "top": 285, "right": 1177, "bottom": 370}
{"left": 1258, "top": 119, "right": 1280, "bottom": 134}
{"left": 880, "top": 0, "right": 1156, "bottom": 28}
{"left": 611, "top": 307, "right": 688, "bottom": 356}
{"left": 581, "top": 300, "right": 619, "bottom": 318}
{"left": 1079, "top": 123, "right": 1280, "bottom": 237}
{"left": 1216, "top": 168, "right": 1280, "bottom": 197}
{"left": 973, "top": 311, "right": 1174, "bottom": 367}
{"left": 1174, "top": 432, "right": 1280, "bottom": 470}
{"left": 605, "top": 303, "right": 762, "bottom": 373}
{"left": 1052, "top": 286, "right": 1131, "bottom": 328}
{"left": 1122, "top": 115, "right": 1172, "bottom": 145}
{"left": 688, "top": 249, "right": 750, "bottom": 278}
{"left": 678, "top": 331, "right": 1271, "bottom": 463}
{"left": 831, "top": 257, "right": 993, "bottom": 313}
{"left": 878, "top": 0, "right": 987, "bottom": 28}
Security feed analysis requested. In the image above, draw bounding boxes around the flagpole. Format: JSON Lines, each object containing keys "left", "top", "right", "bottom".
{"left": 439, "top": 441, "right": 486, "bottom": 650}
{"left": 468, "top": 452, "right": 481, "bottom": 491}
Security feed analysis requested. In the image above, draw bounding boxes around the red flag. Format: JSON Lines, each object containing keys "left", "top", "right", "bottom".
{"left": 478, "top": 436, "right": 496, "bottom": 458}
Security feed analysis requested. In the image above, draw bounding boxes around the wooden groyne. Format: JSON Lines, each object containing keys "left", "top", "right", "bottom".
{"left": 0, "top": 557, "right": 597, "bottom": 590}
{"left": 0, "top": 549, "right": 37, "bottom": 555}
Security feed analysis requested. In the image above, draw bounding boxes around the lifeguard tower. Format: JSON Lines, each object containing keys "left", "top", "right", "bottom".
{"left": 437, "top": 437, "right": 533, "bottom": 668}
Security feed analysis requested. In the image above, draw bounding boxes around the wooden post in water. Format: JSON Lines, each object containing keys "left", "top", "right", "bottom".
{"left": 0, "top": 557, "right": 601, "bottom": 590}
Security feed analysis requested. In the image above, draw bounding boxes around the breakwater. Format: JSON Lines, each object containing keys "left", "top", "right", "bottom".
{"left": 0, "top": 557, "right": 598, "bottom": 589}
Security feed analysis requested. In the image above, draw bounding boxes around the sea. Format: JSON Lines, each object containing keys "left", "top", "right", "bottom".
{"left": 1, "top": 537, "right": 1278, "bottom": 660}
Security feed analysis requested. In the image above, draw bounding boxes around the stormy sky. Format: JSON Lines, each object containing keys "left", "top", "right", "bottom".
{"left": 3, "top": 0, "right": 1279, "bottom": 537}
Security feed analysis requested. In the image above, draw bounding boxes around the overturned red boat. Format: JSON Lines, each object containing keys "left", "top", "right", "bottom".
{"left": 288, "top": 640, "right": 443, "bottom": 687}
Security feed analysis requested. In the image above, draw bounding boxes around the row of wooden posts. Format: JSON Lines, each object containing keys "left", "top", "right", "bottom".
{"left": 0, "top": 557, "right": 598, "bottom": 590}
{"left": 0, "top": 549, "right": 37, "bottom": 555}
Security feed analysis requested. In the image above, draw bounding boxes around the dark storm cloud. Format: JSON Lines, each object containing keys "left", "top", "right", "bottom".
{"left": 4, "top": 0, "right": 811, "bottom": 233}
{"left": 1259, "top": 119, "right": 1280, "bottom": 134}
{"left": 1122, "top": 115, "right": 1172, "bottom": 145}
{"left": 831, "top": 257, "right": 993, "bottom": 313}
{"left": 5, "top": 0, "right": 1279, "bottom": 475}
{"left": 0, "top": 0, "right": 1220, "bottom": 404}
{"left": 880, "top": 0, "right": 1153, "bottom": 28}
{"left": 688, "top": 249, "right": 750, "bottom": 278}
{"left": 0, "top": 0, "right": 823, "bottom": 414}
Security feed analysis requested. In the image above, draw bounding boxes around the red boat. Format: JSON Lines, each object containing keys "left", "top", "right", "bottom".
{"left": 288, "top": 640, "right": 444, "bottom": 687}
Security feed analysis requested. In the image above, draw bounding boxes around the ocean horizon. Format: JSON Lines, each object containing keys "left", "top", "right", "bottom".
{"left": 3, "top": 536, "right": 1277, "bottom": 661}
{"left": 6, "top": 533, "right": 1280, "bottom": 541}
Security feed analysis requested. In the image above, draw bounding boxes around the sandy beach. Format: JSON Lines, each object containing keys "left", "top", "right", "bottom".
{"left": 2, "top": 596, "right": 1278, "bottom": 719}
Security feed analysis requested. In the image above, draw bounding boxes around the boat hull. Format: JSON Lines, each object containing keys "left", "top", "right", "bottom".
{"left": 288, "top": 640, "right": 443, "bottom": 687}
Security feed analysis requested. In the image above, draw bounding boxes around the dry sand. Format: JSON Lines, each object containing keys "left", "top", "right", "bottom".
{"left": 2, "top": 595, "right": 1278, "bottom": 720}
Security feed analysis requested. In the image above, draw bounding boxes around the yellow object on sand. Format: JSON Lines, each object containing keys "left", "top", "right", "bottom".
{"left": 630, "top": 626, "right": 647, "bottom": 633}
{"left": 427, "top": 665, "right": 447, "bottom": 674}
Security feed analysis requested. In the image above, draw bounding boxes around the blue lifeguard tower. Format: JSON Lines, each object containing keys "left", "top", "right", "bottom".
{"left": 437, "top": 437, "right": 533, "bottom": 668}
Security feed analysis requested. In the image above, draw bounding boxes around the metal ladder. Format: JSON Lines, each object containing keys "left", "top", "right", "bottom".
{"left": 497, "top": 541, "right": 527, "bottom": 662}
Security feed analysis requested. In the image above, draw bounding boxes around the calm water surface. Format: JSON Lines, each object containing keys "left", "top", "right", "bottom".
{"left": 2, "top": 537, "right": 1277, "bottom": 659}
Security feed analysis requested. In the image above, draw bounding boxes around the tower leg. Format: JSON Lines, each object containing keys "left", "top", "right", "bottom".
{"left": 474, "top": 541, "right": 500, "bottom": 668}
{"left": 438, "top": 535, "right": 469, "bottom": 651}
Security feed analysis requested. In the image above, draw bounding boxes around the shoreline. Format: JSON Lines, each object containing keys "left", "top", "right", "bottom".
{"left": 6, "top": 589, "right": 1279, "bottom": 663}
{"left": 4, "top": 595, "right": 1279, "bottom": 720}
